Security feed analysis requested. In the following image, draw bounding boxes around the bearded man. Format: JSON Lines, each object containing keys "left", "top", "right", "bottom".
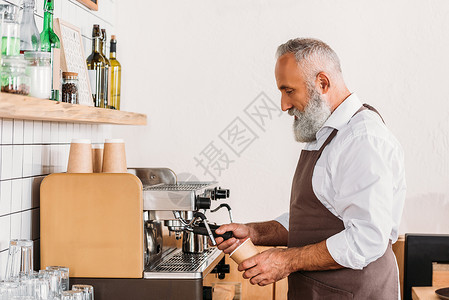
{"left": 215, "top": 38, "right": 406, "bottom": 299}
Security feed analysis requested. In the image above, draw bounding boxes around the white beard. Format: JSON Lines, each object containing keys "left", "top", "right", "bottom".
{"left": 289, "top": 88, "right": 332, "bottom": 143}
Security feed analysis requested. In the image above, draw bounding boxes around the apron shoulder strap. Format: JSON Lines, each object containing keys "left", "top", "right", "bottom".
{"left": 318, "top": 103, "right": 385, "bottom": 153}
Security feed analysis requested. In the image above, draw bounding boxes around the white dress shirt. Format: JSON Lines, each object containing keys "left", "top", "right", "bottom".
{"left": 276, "top": 93, "right": 406, "bottom": 270}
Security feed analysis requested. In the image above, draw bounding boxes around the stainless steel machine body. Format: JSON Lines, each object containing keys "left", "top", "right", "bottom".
{"left": 129, "top": 168, "right": 231, "bottom": 281}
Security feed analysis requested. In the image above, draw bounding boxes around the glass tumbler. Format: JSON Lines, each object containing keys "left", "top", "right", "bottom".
{"left": 72, "top": 284, "right": 94, "bottom": 300}
{"left": 5, "top": 239, "right": 34, "bottom": 280}
{"left": 46, "top": 266, "right": 69, "bottom": 291}
{"left": 62, "top": 290, "right": 83, "bottom": 300}
{"left": 38, "top": 269, "right": 61, "bottom": 299}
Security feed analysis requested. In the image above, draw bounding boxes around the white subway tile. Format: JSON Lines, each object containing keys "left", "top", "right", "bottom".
{"left": 32, "top": 145, "right": 43, "bottom": 176}
{"left": 50, "top": 122, "right": 59, "bottom": 143}
{"left": 13, "top": 120, "right": 23, "bottom": 144}
{"left": 1, "top": 145, "right": 13, "bottom": 180}
{"left": 0, "top": 181, "right": 11, "bottom": 216}
{"left": 22, "top": 145, "right": 33, "bottom": 177}
{"left": 66, "top": 123, "right": 74, "bottom": 141}
{"left": 21, "top": 210, "right": 31, "bottom": 240}
{"left": 12, "top": 145, "right": 23, "bottom": 179}
{"left": 60, "top": 145, "right": 70, "bottom": 173}
{"left": 33, "top": 121, "right": 43, "bottom": 144}
{"left": 0, "top": 250, "right": 8, "bottom": 281}
{"left": 23, "top": 121, "right": 34, "bottom": 144}
{"left": 50, "top": 145, "right": 60, "bottom": 173}
{"left": 21, "top": 178, "right": 32, "bottom": 211}
{"left": 0, "top": 215, "right": 10, "bottom": 251}
{"left": 58, "top": 122, "right": 67, "bottom": 143}
{"left": 72, "top": 123, "right": 80, "bottom": 139}
{"left": 10, "top": 213, "right": 21, "bottom": 240}
{"left": 42, "top": 121, "right": 51, "bottom": 144}
{"left": 11, "top": 179, "right": 22, "bottom": 213}
{"left": 42, "top": 145, "right": 51, "bottom": 174}
{"left": 2, "top": 119, "right": 13, "bottom": 144}
{"left": 0, "top": 119, "right": 2, "bottom": 144}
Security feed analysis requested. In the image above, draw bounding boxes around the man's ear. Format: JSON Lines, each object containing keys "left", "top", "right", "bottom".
{"left": 316, "top": 72, "right": 330, "bottom": 93}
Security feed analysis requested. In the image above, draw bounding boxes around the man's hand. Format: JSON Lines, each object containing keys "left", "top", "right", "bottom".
{"left": 214, "top": 223, "right": 252, "bottom": 254}
{"left": 238, "top": 248, "right": 294, "bottom": 286}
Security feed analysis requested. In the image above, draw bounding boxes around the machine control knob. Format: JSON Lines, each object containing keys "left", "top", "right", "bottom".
{"left": 213, "top": 187, "right": 230, "bottom": 200}
{"left": 196, "top": 196, "right": 211, "bottom": 209}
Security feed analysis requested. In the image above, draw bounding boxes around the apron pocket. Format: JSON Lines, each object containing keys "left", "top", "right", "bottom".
{"left": 289, "top": 272, "right": 353, "bottom": 300}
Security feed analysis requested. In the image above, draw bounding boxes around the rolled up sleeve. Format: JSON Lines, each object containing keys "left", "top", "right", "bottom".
{"left": 325, "top": 134, "right": 398, "bottom": 269}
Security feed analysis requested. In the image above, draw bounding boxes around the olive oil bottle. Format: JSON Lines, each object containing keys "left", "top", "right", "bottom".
{"left": 109, "top": 35, "right": 121, "bottom": 110}
{"left": 86, "top": 25, "right": 109, "bottom": 108}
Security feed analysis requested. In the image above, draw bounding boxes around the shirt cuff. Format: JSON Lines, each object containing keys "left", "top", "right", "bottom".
{"left": 274, "top": 212, "right": 289, "bottom": 231}
{"left": 326, "top": 231, "right": 366, "bottom": 270}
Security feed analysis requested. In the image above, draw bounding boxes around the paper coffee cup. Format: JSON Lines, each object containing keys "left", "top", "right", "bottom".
{"left": 102, "top": 139, "right": 127, "bottom": 173}
{"left": 92, "top": 144, "right": 104, "bottom": 173}
{"left": 229, "top": 238, "right": 259, "bottom": 265}
{"left": 67, "top": 139, "right": 93, "bottom": 173}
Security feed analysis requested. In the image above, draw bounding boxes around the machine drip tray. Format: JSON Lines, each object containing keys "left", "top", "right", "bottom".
{"left": 144, "top": 247, "right": 223, "bottom": 279}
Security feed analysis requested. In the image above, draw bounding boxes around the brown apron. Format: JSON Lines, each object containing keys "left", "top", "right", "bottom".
{"left": 287, "top": 104, "right": 398, "bottom": 300}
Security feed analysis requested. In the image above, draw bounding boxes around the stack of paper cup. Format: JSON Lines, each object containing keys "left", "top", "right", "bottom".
{"left": 67, "top": 139, "right": 93, "bottom": 173}
{"left": 229, "top": 238, "right": 260, "bottom": 264}
{"left": 92, "top": 144, "right": 104, "bottom": 173}
{"left": 102, "top": 139, "right": 127, "bottom": 173}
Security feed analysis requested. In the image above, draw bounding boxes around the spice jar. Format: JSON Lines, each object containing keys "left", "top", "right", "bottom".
{"left": 1, "top": 55, "right": 31, "bottom": 95}
{"left": 62, "top": 72, "right": 79, "bottom": 104}
{"left": 24, "top": 51, "right": 51, "bottom": 99}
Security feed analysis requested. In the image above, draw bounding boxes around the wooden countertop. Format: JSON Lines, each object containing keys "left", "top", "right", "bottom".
{"left": 412, "top": 286, "right": 446, "bottom": 300}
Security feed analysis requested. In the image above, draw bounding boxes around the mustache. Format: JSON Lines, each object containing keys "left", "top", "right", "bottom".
{"left": 288, "top": 108, "right": 299, "bottom": 116}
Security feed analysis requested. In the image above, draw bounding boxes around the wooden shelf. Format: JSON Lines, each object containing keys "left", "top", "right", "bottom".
{"left": 0, "top": 93, "right": 147, "bottom": 125}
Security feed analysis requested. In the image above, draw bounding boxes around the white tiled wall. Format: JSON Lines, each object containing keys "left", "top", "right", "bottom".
{"left": 0, "top": 0, "right": 117, "bottom": 279}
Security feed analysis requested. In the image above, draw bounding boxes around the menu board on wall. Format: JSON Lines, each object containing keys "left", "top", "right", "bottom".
{"left": 54, "top": 18, "right": 94, "bottom": 107}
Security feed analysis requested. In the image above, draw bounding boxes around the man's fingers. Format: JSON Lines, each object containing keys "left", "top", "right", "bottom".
{"left": 238, "top": 255, "right": 258, "bottom": 272}
{"left": 215, "top": 223, "right": 238, "bottom": 234}
{"left": 216, "top": 238, "right": 241, "bottom": 254}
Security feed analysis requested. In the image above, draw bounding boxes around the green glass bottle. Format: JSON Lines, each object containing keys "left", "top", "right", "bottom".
{"left": 86, "top": 25, "right": 109, "bottom": 108}
{"left": 40, "top": 0, "right": 59, "bottom": 51}
{"left": 40, "top": 0, "right": 60, "bottom": 100}
{"left": 109, "top": 35, "right": 121, "bottom": 110}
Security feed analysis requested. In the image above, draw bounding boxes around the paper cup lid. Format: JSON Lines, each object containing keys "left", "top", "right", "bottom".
{"left": 230, "top": 238, "right": 251, "bottom": 257}
{"left": 71, "top": 139, "right": 91, "bottom": 144}
{"left": 92, "top": 144, "right": 104, "bottom": 149}
{"left": 104, "top": 139, "right": 124, "bottom": 143}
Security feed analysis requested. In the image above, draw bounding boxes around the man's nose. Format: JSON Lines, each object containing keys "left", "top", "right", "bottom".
{"left": 281, "top": 96, "right": 292, "bottom": 112}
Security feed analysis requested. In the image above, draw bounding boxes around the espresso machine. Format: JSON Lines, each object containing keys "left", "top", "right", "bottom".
{"left": 40, "top": 168, "right": 233, "bottom": 300}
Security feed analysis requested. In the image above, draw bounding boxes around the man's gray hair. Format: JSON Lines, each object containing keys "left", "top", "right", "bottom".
{"left": 276, "top": 38, "right": 343, "bottom": 84}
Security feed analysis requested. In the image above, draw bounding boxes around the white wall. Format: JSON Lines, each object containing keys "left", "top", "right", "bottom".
{"left": 114, "top": 0, "right": 449, "bottom": 233}
{"left": 0, "top": 0, "right": 116, "bottom": 279}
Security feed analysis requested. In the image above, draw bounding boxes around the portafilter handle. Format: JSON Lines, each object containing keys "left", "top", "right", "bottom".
{"left": 192, "top": 223, "right": 234, "bottom": 242}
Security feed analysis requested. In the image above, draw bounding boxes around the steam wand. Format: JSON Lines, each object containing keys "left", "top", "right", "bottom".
{"left": 211, "top": 203, "right": 233, "bottom": 223}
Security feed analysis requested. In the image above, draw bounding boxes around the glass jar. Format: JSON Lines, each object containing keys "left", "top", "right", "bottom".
{"left": 25, "top": 51, "right": 51, "bottom": 98}
{"left": 1, "top": 55, "right": 31, "bottom": 95}
{"left": 1, "top": 5, "right": 20, "bottom": 56}
{"left": 62, "top": 72, "right": 79, "bottom": 104}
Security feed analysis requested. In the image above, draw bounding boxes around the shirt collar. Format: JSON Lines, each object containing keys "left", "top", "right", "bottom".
{"left": 315, "top": 93, "right": 362, "bottom": 140}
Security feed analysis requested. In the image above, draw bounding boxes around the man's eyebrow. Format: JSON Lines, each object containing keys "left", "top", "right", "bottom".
{"left": 279, "top": 85, "right": 291, "bottom": 90}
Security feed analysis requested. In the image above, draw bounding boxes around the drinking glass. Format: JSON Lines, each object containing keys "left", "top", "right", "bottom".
{"left": 5, "top": 240, "right": 34, "bottom": 280}
{"left": 61, "top": 290, "right": 83, "bottom": 300}
{"left": 46, "top": 267, "right": 69, "bottom": 292}
{"left": 34, "top": 277, "right": 50, "bottom": 300}
{"left": 38, "top": 270, "right": 61, "bottom": 299}
{"left": 72, "top": 285, "right": 94, "bottom": 300}
{"left": 0, "top": 281, "right": 19, "bottom": 299}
